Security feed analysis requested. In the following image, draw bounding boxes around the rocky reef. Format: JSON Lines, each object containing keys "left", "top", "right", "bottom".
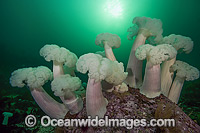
{"left": 56, "top": 88, "right": 200, "bottom": 133}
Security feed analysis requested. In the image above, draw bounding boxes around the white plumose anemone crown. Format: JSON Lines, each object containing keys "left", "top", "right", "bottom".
{"left": 51, "top": 74, "right": 82, "bottom": 97}
{"left": 40, "top": 44, "right": 78, "bottom": 68}
{"left": 171, "top": 61, "right": 199, "bottom": 81}
{"left": 95, "top": 33, "right": 121, "bottom": 49}
{"left": 135, "top": 44, "right": 177, "bottom": 65}
{"left": 10, "top": 67, "right": 33, "bottom": 88}
{"left": 127, "top": 16, "right": 163, "bottom": 42}
{"left": 162, "top": 34, "right": 193, "bottom": 54}
{"left": 10, "top": 66, "right": 52, "bottom": 88}
{"left": 127, "top": 25, "right": 139, "bottom": 40}
{"left": 76, "top": 53, "right": 127, "bottom": 85}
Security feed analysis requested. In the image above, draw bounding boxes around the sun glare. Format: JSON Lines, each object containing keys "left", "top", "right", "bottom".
{"left": 104, "top": 0, "right": 123, "bottom": 18}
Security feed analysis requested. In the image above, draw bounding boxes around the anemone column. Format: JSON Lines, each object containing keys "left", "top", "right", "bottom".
{"left": 31, "top": 87, "right": 68, "bottom": 119}
{"left": 125, "top": 32, "right": 147, "bottom": 88}
{"left": 140, "top": 61, "right": 161, "bottom": 98}
{"left": 86, "top": 78, "right": 108, "bottom": 118}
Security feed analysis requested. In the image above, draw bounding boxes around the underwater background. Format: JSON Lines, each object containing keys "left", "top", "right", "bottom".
{"left": 0, "top": 0, "right": 200, "bottom": 131}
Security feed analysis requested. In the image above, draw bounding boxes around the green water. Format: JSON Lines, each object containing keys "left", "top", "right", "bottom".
{"left": 0, "top": 0, "right": 200, "bottom": 126}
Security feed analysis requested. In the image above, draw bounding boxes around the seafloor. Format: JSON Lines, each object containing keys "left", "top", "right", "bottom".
{"left": 1, "top": 86, "right": 200, "bottom": 132}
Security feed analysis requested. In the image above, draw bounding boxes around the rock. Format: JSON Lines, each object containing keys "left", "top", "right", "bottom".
{"left": 59, "top": 88, "right": 200, "bottom": 132}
